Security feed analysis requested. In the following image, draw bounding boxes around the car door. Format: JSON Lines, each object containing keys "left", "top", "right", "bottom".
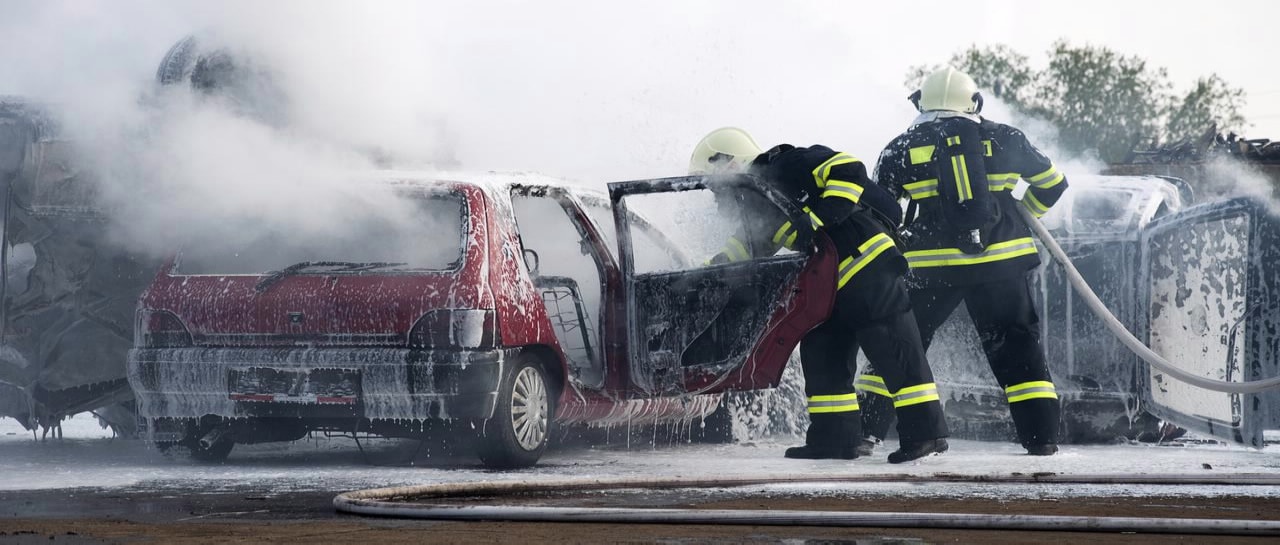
{"left": 1138, "top": 197, "right": 1280, "bottom": 447}
{"left": 608, "top": 174, "right": 836, "bottom": 397}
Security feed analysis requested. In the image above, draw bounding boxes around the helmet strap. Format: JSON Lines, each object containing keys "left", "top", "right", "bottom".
{"left": 972, "top": 92, "right": 984, "bottom": 114}
{"left": 908, "top": 90, "right": 923, "bottom": 112}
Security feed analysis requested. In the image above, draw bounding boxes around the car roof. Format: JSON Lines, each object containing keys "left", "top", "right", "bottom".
{"left": 362, "top": 170, "right": 610, "bottom": 201}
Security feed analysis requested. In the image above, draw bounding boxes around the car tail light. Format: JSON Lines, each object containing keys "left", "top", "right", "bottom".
{"left": 408, "top": 309, "right": 497, "bottom": 349}
{"left": 136, "top": 309, "right": 194, "bottom": 348}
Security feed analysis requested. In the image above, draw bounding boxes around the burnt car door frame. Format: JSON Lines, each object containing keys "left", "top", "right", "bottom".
{"left": 608, "top": 174, "right": 837, "bottom": 397}
{"left": 509, "top": 184, "right": 621, "bottom": 392}
{"left": 1138, "top": 197, "right": 1280, "bottom": 447}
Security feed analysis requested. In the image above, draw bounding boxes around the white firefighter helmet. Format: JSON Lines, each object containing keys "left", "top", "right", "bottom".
{"left": 688, "top": 127, "right": 763, "bottom": 174}
{"left": 913, "top": 67, "right": 983, "bottom": 114}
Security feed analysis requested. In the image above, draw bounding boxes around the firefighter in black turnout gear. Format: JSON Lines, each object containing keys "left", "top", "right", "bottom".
{"left": 865, "top": 68, "right": 1069, "bottom": 456}
{"left": 689, "top": 127, "right": 949, "bottom": 463}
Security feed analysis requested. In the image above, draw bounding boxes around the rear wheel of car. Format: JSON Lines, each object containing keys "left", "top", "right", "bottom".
{"left": 477, "top": 357, "right": 550, "bottom": 468}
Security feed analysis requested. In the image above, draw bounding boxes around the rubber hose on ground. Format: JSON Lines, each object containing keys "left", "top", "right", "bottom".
{"left": 334, "top": 473, "right": 1280, "bottom": 536}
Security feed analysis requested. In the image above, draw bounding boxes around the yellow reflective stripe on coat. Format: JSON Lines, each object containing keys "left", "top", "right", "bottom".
{"left": 854, "top": 375, "right": 892, "bottom": 398}
{"left": 909, "top": 145, "right": 935, "bottom": 165}
{"left": 951, "top": 154, "right": 973, "bottom": 202}
{"left": 1027, "top": 165, "right": 1065, "bottom": 189}
{"left": 803, "top": 206, "right": 824, "bottom": 228}
{"left": 904, "top": 179, "right": 939, "bottom": 200}
{"left": 893, "top": 382, "right": 941, "bottom": 408}
{"left": 821, "top": 179, "right": 864, "bottom": 203}
{"left": 808, "top": 393, "right": 860, "bottom": 413}
{"left": 987, "top": 173, "right": 1020, "bottom": 192}
{"left": 905, "top": 237, "right": 1038, "bottom": 268}
{"left": 982, "top": 140, "right": 993, "bottom": 156}
{"left": 811, "top": 153, "right": 860, "bottom": 189}
{"left": 837, "top": 233, "right": 894, "bottom": 289}
{"left": 1005, "top": 381, "right": 1058, "bottom": 403}
{"left": 722, "top": 237, "right": 749, "bottom": 262}
{"left": 1022, "top": 191, "right": 1050, "bottom": 218}
{"left": 946, "top": 135, "right": 961, "bottom": 146}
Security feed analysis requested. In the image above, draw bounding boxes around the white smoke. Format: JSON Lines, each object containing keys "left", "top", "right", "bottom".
{"left": 0, "top": 1, "right": 933, "bottom": 258}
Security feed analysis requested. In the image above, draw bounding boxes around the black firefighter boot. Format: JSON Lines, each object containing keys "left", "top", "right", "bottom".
{"left": 887, "top": 438, "right": 949, "bottom": 464}
{"left": 786, "top": 412, "right": 860, "bottom": 459}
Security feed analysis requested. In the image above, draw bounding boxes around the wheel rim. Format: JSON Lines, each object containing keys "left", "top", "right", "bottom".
{"left": 510, "top": 366, "right": 548, "bottom": 451}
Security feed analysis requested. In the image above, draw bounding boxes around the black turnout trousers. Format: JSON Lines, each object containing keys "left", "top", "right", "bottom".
{"left": 862, "top": 273, "right": 1060, "bottom": 447}
{"left": 801, "top": 256, "right": 949, "bottom": 448}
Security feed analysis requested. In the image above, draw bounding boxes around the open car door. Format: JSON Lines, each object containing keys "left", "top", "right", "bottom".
{"left": 608, "top": 175, "right": 836, "bottom": 397}
{"left": 1139, "top": 197, "right": 1280, "bottom": 447}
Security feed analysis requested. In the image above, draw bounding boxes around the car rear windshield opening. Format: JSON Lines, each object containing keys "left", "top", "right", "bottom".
{"left": 175, "top": 191, "right": 468, "bottom": 275}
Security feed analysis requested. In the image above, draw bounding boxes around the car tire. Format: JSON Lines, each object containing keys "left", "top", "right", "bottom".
{"left": 477, "top": 357, "right": 550, "bottom": 468}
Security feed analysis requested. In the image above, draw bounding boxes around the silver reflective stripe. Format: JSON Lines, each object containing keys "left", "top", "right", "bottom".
{"left": 905, "top": 180, "right": 939, "bottom": 199}
{"left": 905, "top": 239, "right": 1037, "bottom": 267}
{"left": 1007, "top": 386, "right": 1056, "bottom": 400}
{"left": 894, "top": 388, "right": 937, "bottom": 403}
{"left": 838, "top": 235, "right": 893, "bottom": 279}
{"left": 822, "top": 183, "right": 864, "bottom": 201}
{"left": 808, "top": 399, "right": 859, "bottom": 409}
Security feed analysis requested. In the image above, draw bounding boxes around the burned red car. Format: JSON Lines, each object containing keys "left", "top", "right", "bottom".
{"left": 127, "top": 172, "right": 833, "bottom": 467}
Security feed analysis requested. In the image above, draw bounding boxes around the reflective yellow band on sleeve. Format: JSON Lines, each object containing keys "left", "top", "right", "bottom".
{"left": 1022, "top": 191, "right": 1050, "bottom": 218}
{"left": 821, "top": 179, "right": 865, "bottom": 203}
{"left": 724, "top": 237, "right": 749, "bottom": 262}
{"left": 837, "top": 233, "right": 894, "bottom": 289}
{"left": 904, "top": 179, "right": 939, "bottom": 200}
{"left": 1028, "top": 166, "right": 1057, "bottom": 183}
{"left": 811, "top": 153, "right": 860, "bottom": 189}
{"left": 905, "top": 237, "right": 1038, "bottom": 268}
{"left": 909, "top": 145, "right": 935, "bottom": 165}
{"left": 803, "top": 206, "right": 825, "bottom": 228}
{"left": 987, "top": 173, "right": 1020, "bottom": 192}
{"left": 808, "top": 393, "right": 860, "bottom": 413}
{"left": 1037, "top": 172, "right": 1065, "bottom": 190}
{"left": 893, "top": 382, "right": 940, "bottom": 408}
{"left": 854, "top": 375, "right": 892, "bottom": 398}
{"left": 1005, "top": 381, "right": 1058, "bottom": 403}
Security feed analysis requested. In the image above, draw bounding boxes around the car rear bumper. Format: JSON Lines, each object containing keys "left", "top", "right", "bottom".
{"left": 127, "top": 347, "right": 504, "bottom": 421}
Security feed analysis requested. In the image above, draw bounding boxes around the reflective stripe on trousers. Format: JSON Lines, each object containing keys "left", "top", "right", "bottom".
{"left": 1005, "top": 381, "right": 1058, "bottom": 403}
{"left": 808, "top": 393, "right": 860, "bottom": 414}
{"left": 893, "top": 383, "right": 940, "bottom": 408}
{"left": 854, "top": 375, "right": 892, "bottom": 398}
{"left": 857, "top": 376, "right": 940, "bottom": 408}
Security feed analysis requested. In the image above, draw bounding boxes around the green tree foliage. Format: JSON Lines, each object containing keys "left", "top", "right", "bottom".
{"left": 1165, "top": 74, "right": 1247, "bottom": 143}
{"left": 906, "top": 42, "right": 1248, "bottom": 163}
{"left": 1035, "top": 41, "right": 1170, "bottom": 162}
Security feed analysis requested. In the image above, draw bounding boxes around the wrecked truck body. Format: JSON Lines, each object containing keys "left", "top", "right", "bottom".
{"left": 0, "top": 98, "right": 161, "bottom": 436}
{"left": 128, "top": 173, "right": 832, "bottom": 467}
{"left": 924, "top": 174, "right": 1279, "bottom": 446}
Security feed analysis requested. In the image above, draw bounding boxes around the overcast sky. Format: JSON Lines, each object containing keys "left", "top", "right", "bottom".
{"left": 0, "top": 1, "right": 1275, "bottom": 181}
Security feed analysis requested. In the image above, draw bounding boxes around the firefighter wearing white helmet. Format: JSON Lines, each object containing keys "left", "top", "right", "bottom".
{"left": 863, "top": 67, "right": 1070, "bottom": 456}
{"left": 688, "top": 127, "right": 763, "bottom": 174}
{"left": 913, "top": 66, "right": 983, "bottom": 113}
{"left": 689, "top": 127, "right": 950, "bottom": 463}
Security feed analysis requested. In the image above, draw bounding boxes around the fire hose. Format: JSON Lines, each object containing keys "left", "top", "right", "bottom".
{"left": 1018, "top": 206, "right": 1280, "bottom": 394}
{"left": 334, "top": 473, "right": 1280, "bottom": 535}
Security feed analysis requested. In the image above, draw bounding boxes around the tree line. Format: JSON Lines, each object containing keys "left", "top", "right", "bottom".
{"left": 908, "top": 42, "right": 1248, "bottom": 164}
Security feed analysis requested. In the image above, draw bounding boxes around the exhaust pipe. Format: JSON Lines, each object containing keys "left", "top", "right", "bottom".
{"left": 198, "top": 425, "right": 229, "bottom": 449}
